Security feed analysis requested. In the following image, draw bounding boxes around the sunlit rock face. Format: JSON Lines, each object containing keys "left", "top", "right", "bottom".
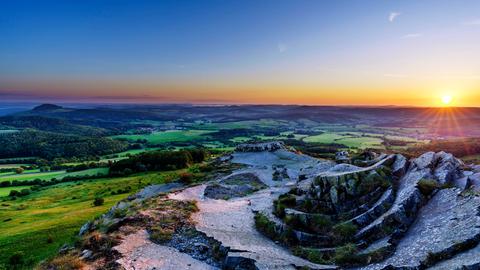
{"left": 252, "top": 148, "right": 480, "bottom": 270}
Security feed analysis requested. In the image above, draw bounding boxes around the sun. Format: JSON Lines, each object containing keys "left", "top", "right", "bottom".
{"left": 441, "top": 95, "right": 453, "bottom": 106}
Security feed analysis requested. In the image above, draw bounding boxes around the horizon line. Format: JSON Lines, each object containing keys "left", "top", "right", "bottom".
{"left": 0, "top": 100, "right": 478, "bottom": 109}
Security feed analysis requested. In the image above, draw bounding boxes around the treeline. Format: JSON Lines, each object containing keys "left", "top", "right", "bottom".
{"left": 109, "top": 148, "right": 207, "bottom": 175}
{"left": 1, "top": 172, "right": 109, "bottom": 188}
{"left": 0, "top": 129, "right": 128, "bottom": 159}
{"left": 405, "top": 138, "right": 480, "bottom": 158}
{"left": 0, "top": 115, "right": 110, "bottom": 136}
{"left": 282, "top": 139, "right": 348, "bottom": 157}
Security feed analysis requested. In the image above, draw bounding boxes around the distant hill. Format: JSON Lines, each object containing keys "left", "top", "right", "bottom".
{"left": 32, "top": 103, "right": 63, "bottom": 111}
{"left": 0, "top": 115, "right": 110, "bottom": 136}
{"left": 4, "top": 104, "right": 480, "bottom": 137}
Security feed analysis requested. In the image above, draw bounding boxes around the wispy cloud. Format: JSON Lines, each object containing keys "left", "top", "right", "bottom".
{"left": 462, "top": 19, "right": 480, "bottom": 25}
{"left": 389, "top": 12, "right": 401, "bottom": 22}
{"left": 402, "top": 33, "right": 423, "bottom": 39}
{"left": 277, "top": 42, "right": 288, "bottom": 53}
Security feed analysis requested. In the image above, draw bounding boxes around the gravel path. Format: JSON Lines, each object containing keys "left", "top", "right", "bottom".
{"left": 115, "top": 230, "right": 217, "bottom": 270}
{"left": 169, "top": 150, "right": 337, "bottom": 270}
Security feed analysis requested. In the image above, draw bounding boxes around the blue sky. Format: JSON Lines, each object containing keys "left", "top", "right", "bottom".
{"left": 0, "top": 0, "right": 479, "bottom": 105}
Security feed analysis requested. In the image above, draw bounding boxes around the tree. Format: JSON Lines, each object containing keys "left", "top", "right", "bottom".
{"left": 93, "top": 197, "right": 104, "bottom": 206}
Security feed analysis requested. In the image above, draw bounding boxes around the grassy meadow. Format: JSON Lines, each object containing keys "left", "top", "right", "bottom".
{"left": 0, "top": 168, "right": 109, "bottom": 183}
{"left": 0, "top": 171, "right": 181, "bottom": 269}
{"left": 111, "top": 129, "right": 213, "bottom": 144}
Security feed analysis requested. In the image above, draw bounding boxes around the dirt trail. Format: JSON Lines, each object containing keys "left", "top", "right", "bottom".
{"left": 169, "top": 150, "right": 337, "bottom": 269}
{"left": 115, "top": 230, "right": 216, "bottom": 270}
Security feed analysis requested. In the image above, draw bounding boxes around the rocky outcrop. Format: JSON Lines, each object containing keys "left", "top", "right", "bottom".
{"left": 70, "top": 146, "right": 480, "bottom": 270}
{"left": 204, "top": 172, "right": 267, "bottom": 200}
{"left": 358, "top": 188, "right": 480, "bottom": 270}
{"left": 256, "top": 151, "right": 480, "bottom": 269}
{"left": 235, "top": 141, "right": 286, "bottom": 152}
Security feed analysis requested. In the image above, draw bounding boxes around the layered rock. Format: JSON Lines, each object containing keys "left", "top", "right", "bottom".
{"left": 256, "top": 150, "right": 479, "bottom": 269}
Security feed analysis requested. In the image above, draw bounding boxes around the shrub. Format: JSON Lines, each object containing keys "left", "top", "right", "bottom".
{"left": 292, "top": 247, "right": 329, "bottom": 264}
{"left": 8, "top": 190, "right": 20, "bottom": 197}
{"left": 15, "top": 168, "right": 24, "bottom": 174}
{"left": 310, "top": 214, "right": 333, "bottom": 233}
{"left": 179, "top": 172, "right": 194, "bottom": 184}
{"left": 332, "top": 222, "right": 357, "bottom": 243}
{"left": 150, "top": 226, "right": 174, "bottom": 243}
{"left": 19, "top": 189, "right": 31, "bottom": 196}
{"left": 417, "top": 179, "right": 439, "bottom": 196}
{"left": 93, "top": 197, "right": 104, "bottom": 206}
{"left": 273, "top": 203, "right": 286, "bottom": 218}
{"left": 37, "top": 254, "right": 85, "bottom": 270}
{"left": 333, "top": 243, "right": 363, "bottom": 265}
{"left": 254, "top": 213, "right": 277, "bottom": 239}
{"left": 277, "top": 193, "right": 297, "bottom": 207}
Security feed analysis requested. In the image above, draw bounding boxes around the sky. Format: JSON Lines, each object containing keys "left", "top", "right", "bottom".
{"left": 0, "top": 0, "right": 479, "bottom": 106}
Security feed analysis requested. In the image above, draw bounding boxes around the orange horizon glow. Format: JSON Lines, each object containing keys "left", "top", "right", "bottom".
{"left": 1, "top": 78, "right": 479, "bottom": 107}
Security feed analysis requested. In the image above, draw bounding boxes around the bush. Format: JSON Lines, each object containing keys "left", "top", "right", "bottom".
{"left": 179, "top": 172, "right": 194, "bottom": 184}
{"left": 254, "top": 213, "right": 277, "bottom": 239}
{"left": 417, "top": 179, "right": 440, "bottom": 196}
{"left": 93, "top": 197, "right": 104, "bottom": 206}
{"left": 19, "top": 189, "right": 31, "bottom": 196}
{"left": 150, "top": 226, "right": 174, "bottom": 243}
{"left": 37, "top": 254, "right": 86, "bottom": 270}
{"left": 310, "top": 214, "right": 333, "bottom": 233}
{"left": 333, "top": 243, "right": 363, "bottom": 265}
{"left": 292, "top": 247, "right": 329, "bottom": 264}
{"left": 8, "top": 190, "right": 20, "bottom": 197}
{"left": 277, "top": 193, "right": 297, "bottom": 207}
{"left": 332, "top": 222, "right": 357, "bottom": 243}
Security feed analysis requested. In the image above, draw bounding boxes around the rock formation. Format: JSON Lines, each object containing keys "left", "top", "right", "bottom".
{"left": 256, "top": 150, "right": 480, "bottom": 269}
{"left": 235, "top": 141, "right": 286, "bottom": 152}
{"left": 61, "top": 143, "right": 480, "bottom": 270}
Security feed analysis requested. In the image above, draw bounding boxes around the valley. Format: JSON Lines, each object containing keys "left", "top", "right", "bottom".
{"left": 0, "top": 104, "right": 479, "bottom": 269}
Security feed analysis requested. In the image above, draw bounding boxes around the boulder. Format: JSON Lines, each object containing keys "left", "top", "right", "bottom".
{"left": 413, "top": 152, "right": 436, "bottom": 170}
{"left": 224, "top": 253, "right": 259, "bottom": 270}
{"left": 434, "top": 151, "right": 463, "bottom": 185}
{"left": 392, "top": 154, "right": 408, "bottom": 178}
{"left": 78, "top": 221, "right": 92, "bottom": 236}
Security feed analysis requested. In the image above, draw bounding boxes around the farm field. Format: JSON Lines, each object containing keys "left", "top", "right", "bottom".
{"left": 302, "top": 132, "right": 385, "bottom": 149}
{"left": 0, "top": 170, "right": 181, "bottom": 268}
{"left": 111, "top": 129, "right": 213, "bottom": 144}
{"left": 0, "top": 129, "right": 18, "bottom": 134}
{"left": 0, "top": 164, "right": 29, "bottom": 169}
{"left": 0, "top": 168, "right": 109, "bottom": 183}
{"left": 0, "top": 186, "right": 33, "bottom": 197}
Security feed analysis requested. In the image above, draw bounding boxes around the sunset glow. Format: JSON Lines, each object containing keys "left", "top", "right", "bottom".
{"left": 442, "top": 95, "right": 453, "bottom": 106}
{"left": 1, "top": 0, "right": 479, "bottom": 106}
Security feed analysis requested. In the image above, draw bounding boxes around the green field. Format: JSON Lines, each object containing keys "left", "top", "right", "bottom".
{"left": 303, "top": 132, "right": 385, "bottom": 149}
{"left": 111, "top": 129, "right": 213, "bottom": 144}
{"left": 0, "top": 164, "right": 30, "bottom": 169}
{"left": 0, "top": 130, "right": 18, "bottom": 134}
{"left": 0, "top": 168, "right": 109, "bottom": 183}
{"left": 0, "top": 171, "right": 181, "bottom": 269}
{"left": 0, "top": 186, "right": 33, "bottom": 197}
{"left": 187, "top": 119, "right": 286, "bottom": 130}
